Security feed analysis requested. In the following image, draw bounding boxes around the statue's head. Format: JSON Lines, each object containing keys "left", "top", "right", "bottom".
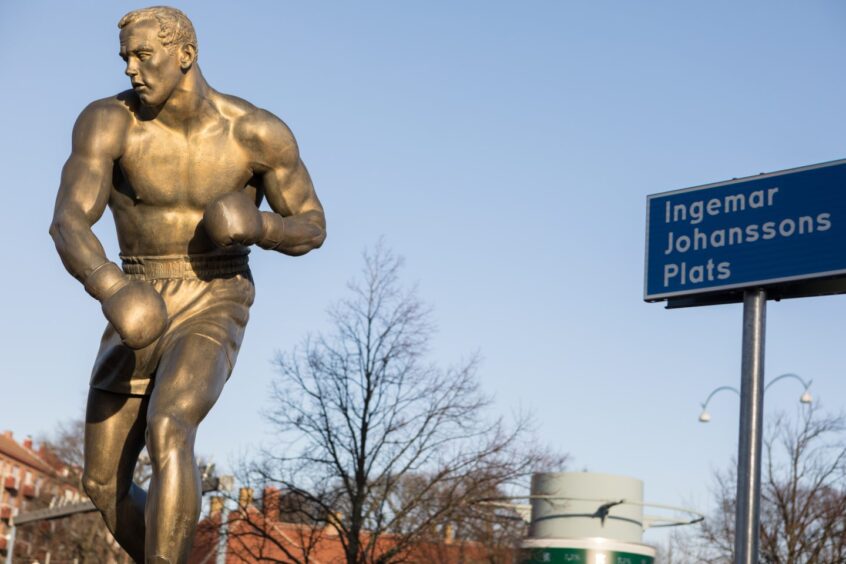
{"left": 118, "top": 6, "right": 198, "bottom": 107}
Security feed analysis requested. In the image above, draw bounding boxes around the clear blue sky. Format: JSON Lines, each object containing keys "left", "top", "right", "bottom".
{"left": 2, "top": 0, "right": 846, "bottom": 547}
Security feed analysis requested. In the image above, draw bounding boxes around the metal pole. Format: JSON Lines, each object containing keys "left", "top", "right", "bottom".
{"left": 734, "top": 288, "right": 766, "bottom": 563}
{"left": 4, "top": 524, "right": 14, "bottom": 564}
{"left": 216, "top": 505, "right": 229, "bottom": 564}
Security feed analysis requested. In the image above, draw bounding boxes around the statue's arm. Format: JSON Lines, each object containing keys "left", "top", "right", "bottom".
{"left": 242, "top": 110, "right": 326, "bottom": 256}
{"left": 49, "top": 101, "right": 124, "bottom": 291}
{"left": 50, "top": 101, "right": 166, "bottom": 348}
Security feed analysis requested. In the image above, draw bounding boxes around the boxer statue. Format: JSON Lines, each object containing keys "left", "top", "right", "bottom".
{"left": 49, "top": 6, "right": 325, "bottom": 562}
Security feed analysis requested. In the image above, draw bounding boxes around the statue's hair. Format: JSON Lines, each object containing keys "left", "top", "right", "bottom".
{"left": 118, "top": 6, "right": 197, "bottom": 54}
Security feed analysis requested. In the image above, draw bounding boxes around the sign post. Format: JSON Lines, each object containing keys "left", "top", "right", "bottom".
{"left": 735, "top": 289, "right": 765, "bottom": 563}
{"left": 645, "top": 159, "right": 846, "bottom": 564}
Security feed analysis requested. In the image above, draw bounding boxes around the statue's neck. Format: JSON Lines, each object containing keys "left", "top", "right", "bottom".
{"left": 153, "top": 66, "right": 214, "bottom": 130}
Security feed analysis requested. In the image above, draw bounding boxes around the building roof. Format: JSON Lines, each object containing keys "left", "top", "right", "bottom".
{"left": 0, "top": 432, "right": 55, "bottom": 476}
{"left": 191, "top": 508, "right": 507, "bottom": 564}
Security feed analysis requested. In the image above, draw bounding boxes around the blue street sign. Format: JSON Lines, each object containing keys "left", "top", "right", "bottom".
{"left": 645, "top": 159, "right": 846, "bottom": 302}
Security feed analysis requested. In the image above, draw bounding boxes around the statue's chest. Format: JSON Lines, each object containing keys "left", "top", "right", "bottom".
{"left": 118, "top": 124, "right": 251, "bottom": 207}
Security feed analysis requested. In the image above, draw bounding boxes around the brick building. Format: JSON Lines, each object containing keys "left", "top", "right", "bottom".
{"left": 189, "top": 487, "right": 513, "bottom": 563}
{"left": 0, "top": 431, "right": 82, "bottom": 558}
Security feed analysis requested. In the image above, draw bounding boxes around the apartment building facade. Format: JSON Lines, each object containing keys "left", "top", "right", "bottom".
{"left": 0, "top": 430, "right": 81, "bottom": 558}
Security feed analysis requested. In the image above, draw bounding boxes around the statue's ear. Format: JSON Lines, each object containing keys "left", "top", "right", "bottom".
{"left": 179, "top": 43, "right": 197, "bottom": 70}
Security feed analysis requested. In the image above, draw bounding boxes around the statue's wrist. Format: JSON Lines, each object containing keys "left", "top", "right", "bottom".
{"left": 257, "top": 212, "right": 285, "bottom": 250}
{"left": 84, "top": 262, "right": 129, "bottom": 302}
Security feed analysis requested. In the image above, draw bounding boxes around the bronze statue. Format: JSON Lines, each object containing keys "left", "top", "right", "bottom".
{"left": 49, "top": 7, "right": 325, "bottom": 563}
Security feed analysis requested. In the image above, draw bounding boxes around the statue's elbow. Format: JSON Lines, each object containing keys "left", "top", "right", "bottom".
{"left": 48, "top": 216, "right": 66, "bottom": 244}
{"left": 283, "top": 226, "right": 326, "bottom": 257}
{"left": 49, "top": 213, "right": 82, "bottom": 252}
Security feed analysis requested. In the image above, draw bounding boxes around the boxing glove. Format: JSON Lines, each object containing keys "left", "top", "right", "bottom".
{"left": 84, "top": 262, "right": 168, "bottom": 350}
{"left": 203, "top": 192, "right": 264, "bottom": 247}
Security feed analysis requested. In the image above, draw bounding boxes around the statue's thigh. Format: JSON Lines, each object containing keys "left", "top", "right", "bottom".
{"left": 84, "top": 388, "right": 149, "bottom": 488}
{"left": 147, "top": 332, "right": 230, "bottom": 428}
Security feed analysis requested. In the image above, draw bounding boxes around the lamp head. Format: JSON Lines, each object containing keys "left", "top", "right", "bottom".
{"left": 698, "top": 410, "right": 711, "bottom": 423}
{"left": 800, "top": 390, "right": 813, "bottom": 404}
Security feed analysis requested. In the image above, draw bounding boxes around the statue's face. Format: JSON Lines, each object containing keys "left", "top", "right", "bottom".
{"left": 119, "top": 19, "right": 183, "bottom": 107}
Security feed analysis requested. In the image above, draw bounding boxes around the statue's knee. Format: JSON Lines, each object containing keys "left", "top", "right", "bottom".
{"left": 146, "top": 413, "right": 195, "bottom": 458}
{"left": 82, "top": 472, "right": 114, "bottom": 508}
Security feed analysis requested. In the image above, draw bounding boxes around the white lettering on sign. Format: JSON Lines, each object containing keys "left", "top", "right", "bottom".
{"left": 663, "top": 213, "right": 832, "bottom": 255}
{"left": 664, "top": 260, "right": 731, "bottom": 287}
{"left": 658, "top": 184, "right": 835, "bottom": 289}
{"left": 664, "top": 188, "right": 780, "bottom": 225}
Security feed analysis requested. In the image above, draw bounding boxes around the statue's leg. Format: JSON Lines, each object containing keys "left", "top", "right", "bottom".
{"left": 83, "top": 387, "right": 150, "bottom": 562}
{"left": 144, "top": 333, "right": 230, "bottom": 564}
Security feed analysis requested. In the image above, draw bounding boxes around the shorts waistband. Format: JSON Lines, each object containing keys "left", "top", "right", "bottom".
{"left": 121, "top": 251, "right": 250, "bottom": 281}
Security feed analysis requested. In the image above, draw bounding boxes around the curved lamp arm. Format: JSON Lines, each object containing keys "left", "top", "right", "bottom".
{"left": 699, "top": 374, "right": 814, "bottom": 423}
{"left": 765, "top": 373, "right": 813, "bottom": 404}
{"left": 698, "top": 385, "right": 740, "bottom": 422}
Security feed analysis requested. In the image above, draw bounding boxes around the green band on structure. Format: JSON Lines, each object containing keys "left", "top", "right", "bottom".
{"left": 520, "top": 547, "right": 654, "bottom": 564}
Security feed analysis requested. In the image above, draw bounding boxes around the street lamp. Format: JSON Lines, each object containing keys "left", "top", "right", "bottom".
{"left": 698, "top": 373, "right": 813, "bottom": 423}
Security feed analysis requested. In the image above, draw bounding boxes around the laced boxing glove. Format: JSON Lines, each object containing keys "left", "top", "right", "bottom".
{"left": 84, "top": 262, "right": 168, "bottom": 350}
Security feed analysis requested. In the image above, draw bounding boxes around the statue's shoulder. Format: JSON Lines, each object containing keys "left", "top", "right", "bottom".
{"left": 216, "top": 93, "right": 286, "bottom": 127}
{"left": 71, "top": 92, "right": 135, "bottom": 150}
{"left": 214, "top": 92, "right": 258, "bottom": 117}
{"left": 76, "top": 92, "right": 135, "bottom": 131}
{"left": 215, "top": 93, "right": 294, "bottom": 150}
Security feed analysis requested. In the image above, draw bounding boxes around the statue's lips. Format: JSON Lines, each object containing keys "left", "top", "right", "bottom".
{"left": 132, "top": 83, "right": 148, "bottom": 91}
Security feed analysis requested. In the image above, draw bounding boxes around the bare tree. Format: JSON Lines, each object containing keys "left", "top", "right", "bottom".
{"left": 675, "top": 404, "right": 846, "bottom": 563}
{"left": 759, "top": 405, "right": 846, "bottom": 562}
{"left": 234, "top": 244, "right": 563, "bottom": 564}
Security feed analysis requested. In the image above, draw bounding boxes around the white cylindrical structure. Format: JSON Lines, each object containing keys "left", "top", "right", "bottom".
{"left": 521, "top": 472, "right": 656, "bottom": 563}
{"left": 529, "top": 472, "right": 644, "bottom": 543}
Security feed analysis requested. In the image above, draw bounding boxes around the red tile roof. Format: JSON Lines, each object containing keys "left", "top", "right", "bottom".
{"left": 0, "top": 433, "right": 55, "bottom": 476}
{"left": 191, "top": 509, "right": 511, "bottom": 564}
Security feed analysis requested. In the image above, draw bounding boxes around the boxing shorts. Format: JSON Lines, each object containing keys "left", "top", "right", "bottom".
{"left": 89, "top": 250, "right": 255, "bottom": 396}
